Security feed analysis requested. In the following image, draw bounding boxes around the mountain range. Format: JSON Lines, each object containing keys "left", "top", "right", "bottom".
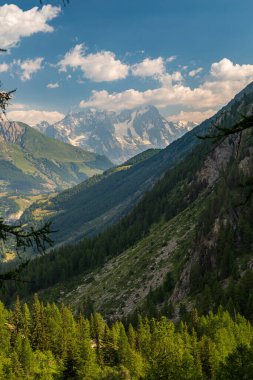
{"left": 35, "top": 106, "right": 197, "bottom": 164}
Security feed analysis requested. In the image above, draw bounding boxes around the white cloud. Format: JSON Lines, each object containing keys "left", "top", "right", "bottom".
{"left": 80, "top": 58, "right": 253, "bottom": 113}
{"left": 0, "top": 4, "right": 60, "bottom": 49}
{"left": 47, "top": 82, "right": 59, "bottom": 89}
{"left": 131, "top": 57, "right": 165, "bottom": 77}
{"left": 0, "top": 63, "right": 9, "bottom": 72}
{"left": 189, "top": 67, "right": 203, "bottom": 77}
{"left": 7, "top": 109, "right": 64, "bottom": 126}
{"left": 131, "top": 57, "right": 184, "bottom": 86}
{"left": 15, "top": 57, "right": 44, "bottom": 81}
{"left": 8, "top": 103, "right": 29, "bottom": 110}
{"left": 166, "top": 56, "right": 177, "bottom": 63}
{"left": 210, "top": 58, "right": 253, "bottom": 80}
{"left": 159, "top": 71, "right": 184, "bottom": 87}
{"left": 168, "top": 109, "right": 216, "bottom": 123}
{"left": 58, "top": 44, "right": 129, "bottom": 82}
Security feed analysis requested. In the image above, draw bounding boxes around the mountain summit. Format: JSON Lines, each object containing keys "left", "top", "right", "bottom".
{"left": 35, "top": 106, "right": 197, "bottom": 163}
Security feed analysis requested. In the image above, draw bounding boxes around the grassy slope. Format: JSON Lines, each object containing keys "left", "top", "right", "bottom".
{"left": 20, "top": 123, "right": 110, "bottom": 165}
{"left": 0, "top": 123, "right": 112, "bottom": 196}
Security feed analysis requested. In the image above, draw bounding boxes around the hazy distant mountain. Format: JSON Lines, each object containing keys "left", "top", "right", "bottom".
{"left": 35, "top": 106, "right": 197, "bottom": 163}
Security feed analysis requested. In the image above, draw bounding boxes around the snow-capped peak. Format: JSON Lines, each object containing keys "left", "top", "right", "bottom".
{"left": 35, "top": 106, "right": 198, "bottom": 164}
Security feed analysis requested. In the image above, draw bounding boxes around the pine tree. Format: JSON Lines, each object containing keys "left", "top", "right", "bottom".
{"left": 217, "top": 344, "right": 253, "bottom": 380}
{"left": 76, "top": 315, "right": 100, "bottom": 379}
{"left": 22, "top": 303, "right": 31, "bottom": 340}
{"left": 31, "top": 294, "right": 49, "bottom": 351}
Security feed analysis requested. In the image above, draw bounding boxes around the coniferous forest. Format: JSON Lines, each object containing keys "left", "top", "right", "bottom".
{"left": 0, "top": 296, "right": 253, "bottom": 380}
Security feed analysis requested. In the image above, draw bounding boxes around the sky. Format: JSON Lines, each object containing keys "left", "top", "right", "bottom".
{"left": 1, "top": 0, "right": 253, "bottom": 125}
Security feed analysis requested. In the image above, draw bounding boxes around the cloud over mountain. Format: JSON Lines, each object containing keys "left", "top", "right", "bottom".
{"left": 7, "top": 109, "right": 64, "bottom": 126}
{"left": 80, "top": 58, "right": 253, "bottom": 117}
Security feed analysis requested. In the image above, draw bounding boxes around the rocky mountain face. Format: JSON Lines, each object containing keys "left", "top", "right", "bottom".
{"left": 0, "top": 121, "right": 25, "bottom": 144}
{"left": 35, "top": 106, "right": 197, "bottom": 163}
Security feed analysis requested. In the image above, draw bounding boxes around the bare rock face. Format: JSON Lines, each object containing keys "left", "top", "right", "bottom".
{"left": 197, "top": 137, "right": 236, "bottom": 187}
{"left": 0, "top": 121, "right": 25, "bottom": 144}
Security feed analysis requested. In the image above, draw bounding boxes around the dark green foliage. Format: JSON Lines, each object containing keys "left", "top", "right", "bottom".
{"left": 124, "top": 148, "right": 161, "bottom": 166}
{"left": 0, "top": 220, "right": 53, "bottom": 286}
{"left": 217, "top": 344, "right": 253, "bottom": 379}
{"left": 198, "top": 113, "right": 253, "bottom": 144}
{"left": 141, "top": 272, "right": 176, "bottom": 318}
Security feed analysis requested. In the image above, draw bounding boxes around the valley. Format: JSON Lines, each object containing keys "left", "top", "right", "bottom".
{"left": 3, "top": 83, "right": 253, "bottom": 325}
{"left": 0, "top": 120, "right": 112, "bottom": 221}
{"left": 1, "top": 2, "right": 253, "bottom": 376}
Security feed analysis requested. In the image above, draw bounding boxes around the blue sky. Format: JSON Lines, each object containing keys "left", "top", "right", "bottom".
{"left": 1, "top": 0, "right": 253, "bottom": 125}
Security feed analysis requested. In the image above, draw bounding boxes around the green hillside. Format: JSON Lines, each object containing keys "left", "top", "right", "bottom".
{"left": 0, "top": 122, "right": 112, "bottom": 219}
{"left": 19, "top": 122, "right": 109, "bottom": 165}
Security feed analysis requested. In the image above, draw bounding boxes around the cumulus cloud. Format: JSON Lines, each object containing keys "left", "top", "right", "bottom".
{"left": 168, "top": 109, "right": 216, "bottom": 123}
{"left": 58, "top": 44, "right": 129, "bottom": 82}
{"left": 47, "top": 82, "right": 59, "bottom": 89}
{"left": 0, "top": 4, "right": 60, "bottom": 49}
{"left": 159, "top": 71, "right": 184, "bottom": 87}
{"left": 166, "top": 56, "right": 177, "bottom": 63}
{"left": 131, "top": 57, "right": 165, "bottom": 77}
{"left": 210, "top": 58, "right": 253, "bottom": 80}
{"left": 7, "top": 109, "right": 64, "bottom": 126}
{"left": 0, "top": 63, "right": 9, "bottom": 72}
{"left": 188, "top": 67, "right": 203, "bottom": 77}
{"left": 80, "top": 58, "right": 253, "bottom": 113}
{"left": 15, "top": 57, "right": 44, "bottom": 81}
